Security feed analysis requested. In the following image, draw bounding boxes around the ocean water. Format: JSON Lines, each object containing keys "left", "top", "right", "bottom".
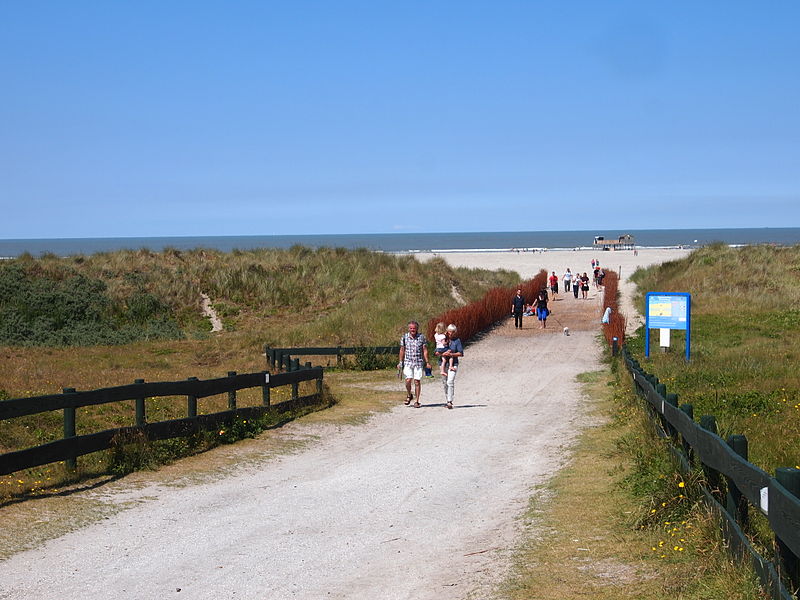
{"left": 1, "top": 228, "right": 799, "bottom": 258}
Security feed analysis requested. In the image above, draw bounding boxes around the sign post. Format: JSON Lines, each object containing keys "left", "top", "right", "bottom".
{"left": 645, "top": 292, "right": 691, "bottom": 360}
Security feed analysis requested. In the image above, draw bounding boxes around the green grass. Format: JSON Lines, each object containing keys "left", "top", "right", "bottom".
{"left": 501, "top": 368, "right": 765, "bottom": 600}
{"left": 627, "top": 244, "right": 800, "bottom": 475}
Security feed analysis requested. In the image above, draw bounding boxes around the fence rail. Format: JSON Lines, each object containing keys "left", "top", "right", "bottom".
{"left": 623, "top": 347, "right": 799, "bottom": 599}
{"left": 265, "top": 345, "right": 400, "bottom": 371}
{"left": 0, "top": 367, "right": 324, "bottom": 476}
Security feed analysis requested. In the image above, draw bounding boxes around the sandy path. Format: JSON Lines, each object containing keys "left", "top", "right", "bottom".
{"left": 0, "top": 299, "right": 604, "bottom": 600}
{"left": 418, "top": 248, "right": 691, "bottom": 334}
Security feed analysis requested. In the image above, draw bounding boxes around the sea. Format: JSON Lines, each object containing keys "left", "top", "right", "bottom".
{"left": 1, "top": 228, "right": 799, "bottom": 258}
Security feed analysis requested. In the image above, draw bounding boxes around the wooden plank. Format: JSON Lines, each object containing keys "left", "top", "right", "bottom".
{"left": 769, "top": 479, "right": 800, "bottom": 560}
{"left": 0, "top": 392, "right": 325, "bottom": 475}
{"left": 638, "top": 371, "right": 771, "bottom": 509}
{"left": 0, "top": 369, "right": 322, "bottom": 419}
{"left": 702, "top": 488, "right": 793, "bottom": 600}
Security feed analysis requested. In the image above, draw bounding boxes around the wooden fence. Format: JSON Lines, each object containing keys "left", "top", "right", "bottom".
{"left": 623, "top": 347, "right": 800, "bottom": 599}
{"left": 0, "top": 366, "right": 324, "bottom": 476}
{"left": 265, "top": 346, "right": 400, "bottom": 371}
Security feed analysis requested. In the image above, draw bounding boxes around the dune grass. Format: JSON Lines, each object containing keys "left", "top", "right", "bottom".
{"left": 626, "top": 243, "right": 800, "bottom": 476}
{"left": 0, "top": 246, "right": 523, "bottom": 497}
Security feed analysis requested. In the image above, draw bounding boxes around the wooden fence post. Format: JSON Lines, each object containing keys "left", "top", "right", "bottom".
{"left": 680, "top": 403, "right": 694, "bottom": 465}
{"left": 134, "top": 378, "right": 146, "bottom": 427}
{"left": 316, "top": 369, "right": 323, "bottom": 396}
{"left": 62, "top": 387, "right": 77, "bottom": 471}
{"left": 726, "top": 435, "right": 749, "bottom": 530}
{"left": 612, "top": 336, "right": 619, "bottom": 356}
{"left": 700, "top": 415, "right": 722, "bottom": 500}
{"left": 665, "top": 393, "right": 679, "bottom": 440}
{"left": 187, "top": 377, "right": 198, "bottom": 418}
{"left": 775, "top": 467, "right": 800, "bottom": 590}
{"left": 262, "top": 372, "right": 271, "bottom": 407}
{"left": 227, "top": 371, "right": 237, "bottom": 410}
{"left": 291, "top": 360, "right": 299, "bottom": 400}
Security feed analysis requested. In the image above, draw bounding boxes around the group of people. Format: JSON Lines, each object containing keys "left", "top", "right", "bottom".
{"left": 398, "top": 320, "right": 463, "bottom": 410}
{"left": 397, "top": 259, "right": 607, "bottom": 407}
{"left": 509, "top": 261, "right": 608, "bottom": 330}
{"left": 512, "top": 287, "right": 551, "bottom": 329}
{"left": 550, "top": 265, "right": 603, "bottom": 301}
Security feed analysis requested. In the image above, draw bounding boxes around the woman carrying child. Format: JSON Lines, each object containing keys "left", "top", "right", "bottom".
{"left": 434, "top": 322, "right": 451, "bottom": 376}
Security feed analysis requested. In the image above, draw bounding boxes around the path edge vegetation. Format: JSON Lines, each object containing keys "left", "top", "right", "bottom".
{"left": 499, "top": 244, "right": 800, "bottom": 599}
{"left": 498, "top": 358, "right": 765, "bottom": 599}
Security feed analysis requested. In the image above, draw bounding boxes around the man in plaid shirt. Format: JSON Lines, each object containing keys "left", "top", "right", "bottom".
{"left": 398, "top": 320, "right": 431, "bottom": 408}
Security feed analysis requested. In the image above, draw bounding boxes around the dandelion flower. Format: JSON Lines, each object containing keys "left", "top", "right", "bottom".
{"left": 678, "top": 481, "right": 685, "bottom": 488}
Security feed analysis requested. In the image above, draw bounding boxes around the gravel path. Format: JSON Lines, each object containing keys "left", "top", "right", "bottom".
{"left": 0, "top": 299, "right": 603, "bottom": 600}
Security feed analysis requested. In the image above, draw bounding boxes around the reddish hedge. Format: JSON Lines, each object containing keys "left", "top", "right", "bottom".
{"left": 426, "top": 270, "right": 548, "bottom": 343}
{"left": 601, "top": 270, "right": 625, "bottom": 347}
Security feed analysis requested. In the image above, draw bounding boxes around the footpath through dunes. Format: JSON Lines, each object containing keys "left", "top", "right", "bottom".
{"left": 0, "top": 293, "right": 607, "bottom": 600}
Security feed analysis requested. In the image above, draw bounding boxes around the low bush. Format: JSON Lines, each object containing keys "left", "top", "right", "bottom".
{"left": 426, "top": 270, "right": 548, "bottom": 342}
{"left": 0, "top": 263, "right": 183, "bottom": 346}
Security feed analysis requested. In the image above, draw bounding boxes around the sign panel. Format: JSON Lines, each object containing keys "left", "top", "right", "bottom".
{"left": 645, "top": 292, "right": 691, "bottom": 360}
{"left": 647, "top": 294, "right": 688, "bottom": 330}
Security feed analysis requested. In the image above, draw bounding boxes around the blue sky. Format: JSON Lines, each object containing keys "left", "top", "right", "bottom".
{"left": 2, "top": 1, "right": 799, "bottom": 238}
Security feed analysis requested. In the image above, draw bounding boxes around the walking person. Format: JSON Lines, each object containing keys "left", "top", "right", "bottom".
{"left": 533, "top": 287, "right": 549, "bottom": 329}
{"left": 511, "top": 288, "right": 526, "bottom": 329}
{"left": 398, "top": 320, "right": 431, "bottom": 408}
{"left": 572, "top": 274, "right": 580, "bottom": 299}
{"left": 580, "top": 272, "right": 590, "bottom": 299}
{"left": 549, "top": 271, "right": 559, "bottom": 299}
{"left": 438, "top": 324, "right": 463, "bottom": 410}
{"left": 563, "top": 269, "right": 572, "bottom": 296}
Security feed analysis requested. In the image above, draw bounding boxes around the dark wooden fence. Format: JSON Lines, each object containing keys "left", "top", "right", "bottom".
{"left": 0, "top": 366, "right": 324, "bottom": 476}
{"left": 265, "top": 345, "right": 400, "bottom": 371}
{"left": 623, "top": 347, "right": 800, "bottom": 599}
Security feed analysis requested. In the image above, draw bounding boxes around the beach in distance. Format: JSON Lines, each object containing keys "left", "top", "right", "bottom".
{"left": 415, "top": 247, "right": 693, "bottom": 333}
{"left": 415, "top": 247, "right": 691, "bottom": 281}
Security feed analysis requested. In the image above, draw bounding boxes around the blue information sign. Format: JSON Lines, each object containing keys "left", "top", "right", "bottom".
{"left": 645, "top": 292, "right": 691, "bottom": 360}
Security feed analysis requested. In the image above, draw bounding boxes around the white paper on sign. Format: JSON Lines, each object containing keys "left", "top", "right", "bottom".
{"left": 760, "top": 487, "right": 769, "bottom": 514}
{"left": 265, "top": 373, "right": 270, "bottom": 384}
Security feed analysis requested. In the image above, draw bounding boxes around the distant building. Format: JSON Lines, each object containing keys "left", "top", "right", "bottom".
{"left": 593, "top": 234, "right": 635, "bottom": 250}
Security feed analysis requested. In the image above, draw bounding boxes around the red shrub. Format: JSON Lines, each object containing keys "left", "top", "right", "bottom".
{"left": 427, "top": 270, "right": 548, "bottom": 343}
{"left": 601, "top": 270, "right": 625, "bottom": 348}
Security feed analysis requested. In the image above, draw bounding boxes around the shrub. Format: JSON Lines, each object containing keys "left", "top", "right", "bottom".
{"left": 353, "top": 347, "right": 396, "bottom": 371}
{"left": 0, "top": 262, "right": 183, "bottom": 346}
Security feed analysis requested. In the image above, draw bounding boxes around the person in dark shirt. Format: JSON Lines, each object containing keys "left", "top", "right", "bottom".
{"left": 511, "top": 288, "right": 526, "bottom": 329}
{"left": 533, "top": 288, "right": 549, "bottom": 329}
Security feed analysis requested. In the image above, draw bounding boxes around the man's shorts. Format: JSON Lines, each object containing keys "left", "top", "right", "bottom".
{"left": 403, "top": 365, "right": 424, "bottom": 380}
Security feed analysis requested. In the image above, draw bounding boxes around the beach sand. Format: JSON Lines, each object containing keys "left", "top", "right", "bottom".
{"left": 415, "top": 247, "right": 692, "bottom": 333}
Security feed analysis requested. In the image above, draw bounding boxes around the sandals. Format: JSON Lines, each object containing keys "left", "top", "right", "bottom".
{"left": 404, "top": 394, "right": 413, "bottom": 405}
{"left": 446, "top": 402, "right": 453, "bottom": 410}
{"left": 413, "top": 401, "right": 421, "bottom": 408}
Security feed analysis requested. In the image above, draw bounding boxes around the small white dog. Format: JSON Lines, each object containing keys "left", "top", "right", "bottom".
{"left": 563, "top": 326, "right": 570, "bottom": 336}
